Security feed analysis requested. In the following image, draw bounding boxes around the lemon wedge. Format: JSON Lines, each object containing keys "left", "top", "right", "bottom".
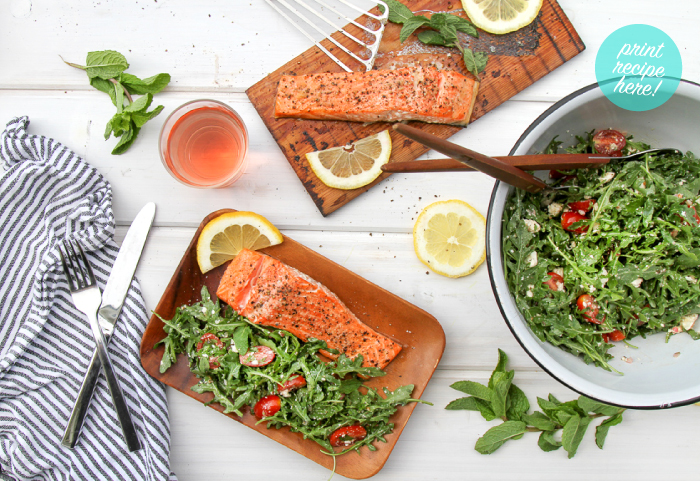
{"left": 306, "top": 130, "right": 391, "bottom": 190}
{"left": 196, "top": 212, "right": 283, "bottom": 273}
{"left": 461, "top": 0, "right": 543, "bottom": 35}
{"left": 413, "top": 200, "right": 486, "bottom": 278}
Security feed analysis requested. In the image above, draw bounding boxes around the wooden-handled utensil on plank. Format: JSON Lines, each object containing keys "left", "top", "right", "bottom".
{"left": 381, "top": 153, "right": 610, "bottom": 173}
{"left": 391, "top": 123, "right": 550, "bottom": 193}
{"left": 388, "top": 124, "right": 680, "bottom": 193}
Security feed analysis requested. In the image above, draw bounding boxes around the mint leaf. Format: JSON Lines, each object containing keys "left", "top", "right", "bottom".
{"left": 111, "top": 124, "right": 140, "bottom": 155}
{"left": 446, "top": 396, "right": 497, "bottom": 421}
{"left": 121, "top": 72, "right": 171, "bottom": 95}
{"left": 463, "top": 48, "right": 489, "bottom": 77}
{"left": 382, "top": 0, "right": 414, "bottom": 24}
{"left": 488, "top": 349, "right": 508, "bottom": 389}
{"left": 595, "top": 413, "right": 623, "bottom": 449}
{"left": 522, "top": 411, "right": 558, "bottom": 431}
{"left": 506, "top": 383, "right": 530, "bottom": 421}
{"left": 538, "top": 431, "right": 562, "bottom": 452}
{"left": 416, "top": 30, "right": 448, "bottom": 46}
{"left": 474, "top": 421, "right": 527, "bottom": 454}
{"left": 63, "top": 50, "right": 170, "bottom": 155}
{"left": 84, "top": 50, "right": 129, "bottom": 79}
{"left": 445, "top": 14, "right": 479, "bottom": 37}
{"left": 490, "top": 370, "right": 514, "bottom": 418}
{"left": 577, "top": 396, "right": 621, "bottom": 417}
{"left": 89, "top": 77, "right": 118, "bottom": 105}
{"left": 561, "top": 414, "right": 592, "bottom": 458}
{"left": 399, "top": 15, "right": 430, "bottom": 43}
{"left": 449, "top": 380, "right": 492, "bottom": 401}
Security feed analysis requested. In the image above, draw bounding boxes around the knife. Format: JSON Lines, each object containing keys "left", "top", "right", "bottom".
{"left": 62, "top": 202, "right": 156, "bottom": 449}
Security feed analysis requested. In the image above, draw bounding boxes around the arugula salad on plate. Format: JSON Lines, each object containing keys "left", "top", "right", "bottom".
{"left": 502, "top": 129, "right": 700, "bottom": 372}
{"left": 156, "top": 287, "right": 428, "bottom": 456}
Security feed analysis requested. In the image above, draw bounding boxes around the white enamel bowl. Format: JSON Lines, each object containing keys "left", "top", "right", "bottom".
{"left": 486, "top": 80, "right": 700, "bottom": 409}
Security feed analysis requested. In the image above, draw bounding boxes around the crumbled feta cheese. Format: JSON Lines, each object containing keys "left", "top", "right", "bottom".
{"left": 553, "top": 267, "right": 564, "bottom": 276}
{"left": 600, "top": 172, "right": 615, "bottom": 183}
{"left": 548, "top": 202, "right": 563, "bottom": 216}
{"left": 680, "top": 314, "right": 699, "bottom": 331}
{"left": 526, "top": 285, "right": 534, "bottom": 298}
{"left": 631, "top": 277, "right": 643, "bottom": 288}
{"left": 526, "top": 251, "right": 538, "bottom": 267}
{"left": 685, "top": 275, "right": 697, "bottom": 284}
{"left": 524, "top": 219, "right": 541, "bottom": 233}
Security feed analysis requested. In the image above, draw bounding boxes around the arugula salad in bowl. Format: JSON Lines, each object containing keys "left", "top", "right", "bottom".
{"left": 487, "top": 80, "right": 700, "bottom": 409}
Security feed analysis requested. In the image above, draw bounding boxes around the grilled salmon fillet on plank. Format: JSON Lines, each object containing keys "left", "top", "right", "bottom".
{"left": 216, "top": 249, "right": 402, "bottom": 370}
{"left": 274, "top": 66, "right": 479, "bottom": 126}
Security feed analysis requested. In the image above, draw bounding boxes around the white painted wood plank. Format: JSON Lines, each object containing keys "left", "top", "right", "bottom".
{"left": 2, "top": 0, "right": 698, "bottom": 101}
{"left": 0, "top": 91, "right": 552, "bottom": 229}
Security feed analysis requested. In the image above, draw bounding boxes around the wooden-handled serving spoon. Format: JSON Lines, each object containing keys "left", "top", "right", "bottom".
{"left": 386, "top": 124, "right": 679, "bottom": 192}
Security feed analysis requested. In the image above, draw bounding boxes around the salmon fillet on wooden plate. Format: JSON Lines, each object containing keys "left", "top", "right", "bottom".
{"left": 274, "top": 66, "right": 479, "bottom": 126}
{"left": 217, "top": 249, "right": 403, "bottom": 370}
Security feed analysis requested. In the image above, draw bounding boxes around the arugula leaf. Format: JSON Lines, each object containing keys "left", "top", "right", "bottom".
{"left": 63, "top": 49, "right": 169, "bottom": 154}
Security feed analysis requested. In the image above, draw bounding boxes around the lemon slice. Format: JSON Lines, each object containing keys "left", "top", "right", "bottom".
{"left": 196, "top": 212, "right": 283, "bottom": 273}
{"left": 461, "top": 0, "right": 543, "bottom": 35}
{"left": 306, "top": 130, "right": 391, "bottom": 190}
{"left": 413, "top": 200, "right": 486, "bottom": 278}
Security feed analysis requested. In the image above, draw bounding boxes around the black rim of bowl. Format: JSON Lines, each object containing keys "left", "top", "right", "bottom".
{"left": 486, "top": 79, "right": 700, "bottom": 410}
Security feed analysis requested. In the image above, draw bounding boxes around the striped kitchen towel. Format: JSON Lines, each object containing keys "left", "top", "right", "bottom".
{"left": 0, "top": 117, "right": 176, "bottom": 480}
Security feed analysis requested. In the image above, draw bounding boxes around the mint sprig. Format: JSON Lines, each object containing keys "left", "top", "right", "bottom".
{"left": 447, "top": 349, "right": 626, "bottom": 458}
{"left": 381, "top": 0, "right": 487, "bottom": 78}
{"left": 62, "top": 50, "right": 170, "bottom": 155}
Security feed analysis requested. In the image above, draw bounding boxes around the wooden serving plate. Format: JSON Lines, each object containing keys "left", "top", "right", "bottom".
{"left": 246, "top": 0, "right": 585, "bottom": 216}
{"left": 140, "top": 209, "right": 446, "bottom": 479}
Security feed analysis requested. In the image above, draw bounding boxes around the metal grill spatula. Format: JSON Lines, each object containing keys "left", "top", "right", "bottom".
{"left": 264, "top": 0, "right": 388, "bottom": 72}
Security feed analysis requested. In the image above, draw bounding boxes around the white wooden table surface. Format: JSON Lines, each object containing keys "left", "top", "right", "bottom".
{"left": 3, "top": 1, "right": 700, "bottom": 479}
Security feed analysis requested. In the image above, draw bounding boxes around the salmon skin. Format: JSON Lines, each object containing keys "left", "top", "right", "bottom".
{"left": 216, "top": 249, "right": 402, "bottom": 370}
{"left": 274, "top": 67, "right": 479, "bottom": 126}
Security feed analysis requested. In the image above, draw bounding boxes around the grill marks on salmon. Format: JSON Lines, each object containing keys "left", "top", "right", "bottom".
{"left": 216, "top": 249, "right": 402, "bottom": 370}
{"left": 274, "top": 67, "right": 479, "bottom": 126}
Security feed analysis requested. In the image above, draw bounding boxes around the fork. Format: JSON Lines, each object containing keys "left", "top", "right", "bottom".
{"left": 58, "top": 239, "right": 141, "bottom": 452}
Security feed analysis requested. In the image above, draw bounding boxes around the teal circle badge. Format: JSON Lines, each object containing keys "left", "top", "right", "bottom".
{"left": 595, "top": 24, "right": 682, "bottom": 111}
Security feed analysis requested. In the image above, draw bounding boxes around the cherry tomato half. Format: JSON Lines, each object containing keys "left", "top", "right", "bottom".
{"left": 240, "top": 345, "right": 276, "bottom": 367}
{"left": 568, "top": 199, "right": 596, "bottom": 213}
{"left": 254, "top": 395, "right": 281, "bottom": 419}
{"left": 197, "top": 333, "right": 224, "bottom": 351}
{"left": 329, "top": 425, "right": 368, "bottom": 447}
{"left": 208, "top": 356, "right": 220, "bottom": 370}
{"left": 577, "top": 294, "right": 602, "bottom": 324}
{"left": 277, "top": 375, "right": 307, "bottom": 395}
{"left": 592, "top": 129, "right": 626, "bottom": 156}
{"left": 561, "top": 211, "right": 589, "bottom": 234}
{"left": 602, "top": 329, "right": 626, "bottom": 343}
{"left": 543, "top": 272, "right": 565, "bottom": 292}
